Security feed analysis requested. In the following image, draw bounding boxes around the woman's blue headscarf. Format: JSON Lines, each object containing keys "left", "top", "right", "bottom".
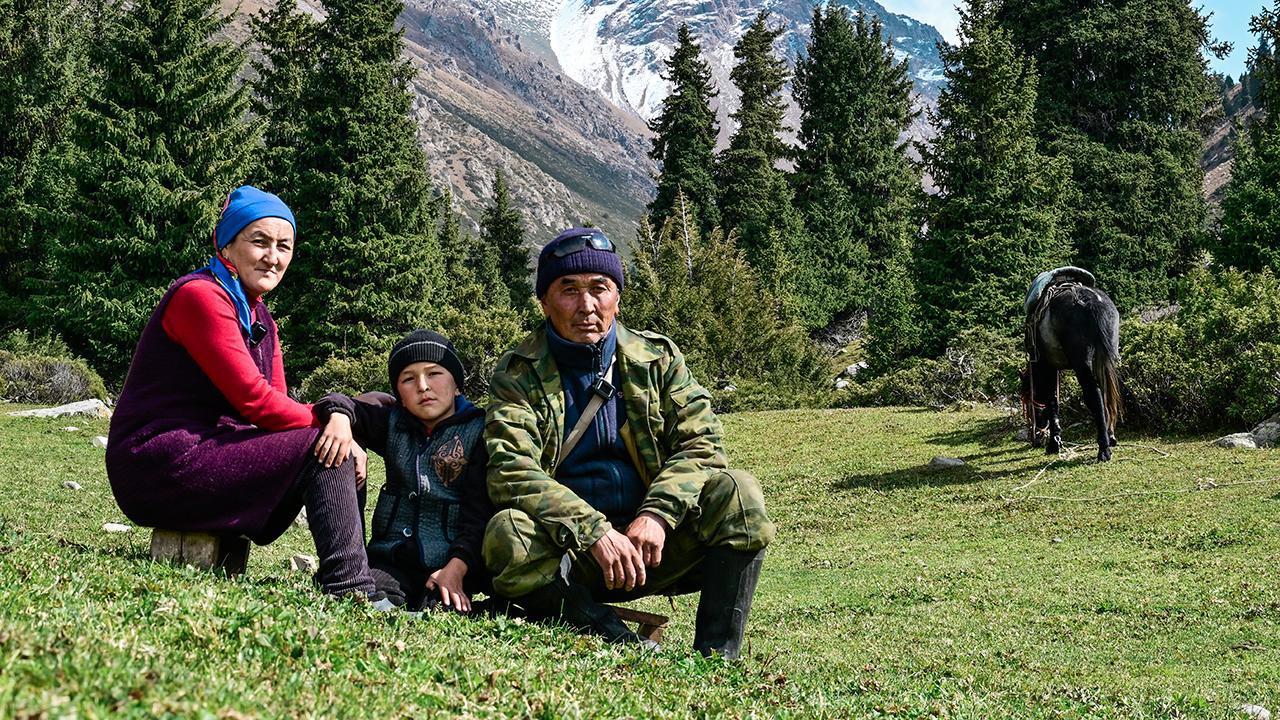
{"left": 204, "top": 185, "right": 296, "bottom": 340}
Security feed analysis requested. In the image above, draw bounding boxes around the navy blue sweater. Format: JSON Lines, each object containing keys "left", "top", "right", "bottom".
{"left": 547, "top": 322, "right": 645, "bottom": 526}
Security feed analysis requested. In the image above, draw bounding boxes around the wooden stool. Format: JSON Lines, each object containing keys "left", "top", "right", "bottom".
{"left": 609, "top": 605, "right": 670, "bottom": 642}
{"left": 149, "top": 529, "right": 250, "bottom": 577}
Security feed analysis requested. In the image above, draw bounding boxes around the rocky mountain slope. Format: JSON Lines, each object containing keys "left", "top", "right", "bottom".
{"left": 229, "top": 0, "right": 950, "bottom": 242}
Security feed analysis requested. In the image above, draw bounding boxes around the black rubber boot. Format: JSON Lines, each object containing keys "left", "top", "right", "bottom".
{"left": 693, "top": 547, "right": 765, "bottom": 660}
{"left": 514, "top": 555, "right": 654, "bottom": 647}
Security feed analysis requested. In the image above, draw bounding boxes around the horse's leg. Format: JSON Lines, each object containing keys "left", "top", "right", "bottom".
{"left": 1073, "top": 361, "right": 1112, "bottom": 462}
{"left": 1032, "top": 360, "right": 1061, "bottom": 454}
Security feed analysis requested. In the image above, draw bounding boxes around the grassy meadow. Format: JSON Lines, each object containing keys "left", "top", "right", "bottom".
{"left": 1, "top": 403, "right": 1278, "bottom": 718}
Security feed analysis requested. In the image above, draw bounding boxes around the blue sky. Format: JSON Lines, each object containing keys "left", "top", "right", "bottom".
{"left": 877, "top": 0, "right": 1263, "bottom": 80}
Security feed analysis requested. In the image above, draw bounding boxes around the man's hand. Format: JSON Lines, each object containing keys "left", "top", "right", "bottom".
{"left": 314, "top": 413, "right": 354, "bottom": 468}
{"left": 425, "top": 558, "right": 471, "bottom": 612}
{"left": 350, "top": 443, "right": 367, "bottom": 489}
{"left": 589, "top": 528, "right": 646, "bottom": 591}
{"left": 625, "top": 511, "right": 669, "bottom": 568}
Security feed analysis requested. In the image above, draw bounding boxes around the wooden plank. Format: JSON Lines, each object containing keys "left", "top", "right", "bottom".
{"left": 148, "top": 529, "right": 250, "bottom": 577}
{"left": 609, "top": 605, "right": 670, "bottom": 642}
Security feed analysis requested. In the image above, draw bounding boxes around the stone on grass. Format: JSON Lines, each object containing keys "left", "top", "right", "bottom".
{"left": 1014, "top": 427, "right": 1031, "bottom": 442}
{"left": 62, "top": 426, "right": 80, "bottom": 432}
{"left": 102, "top": 522, "right": 131, "bottom": 533}
{"left": 1238, "top": 704, "right": 1271, "bottom": 720}
{"left": 929, "top": 456, "right": 966, "bottom": 468}
{"left": 289, "top": 554, "right": 319, "bottom": 573}
{"left": 834, "top": 379, "right": 850, "bottom": 390}
{"left": 1215, "top": 433, "right": 1258, "bottom": 450}
{"left": 1252, "top": 414, "right": 1280, "bottom": 447}
{"left": 8, "top": 399, "right": 111, "bottom": 419}
{"left": 91, "top": 435, "right": 109, "bottom": 449}
{"left": 294, "top": 507, "right": 308, "bottom": 529}
{"left": 63, "top": 481, "right": 82, "bottom": 491}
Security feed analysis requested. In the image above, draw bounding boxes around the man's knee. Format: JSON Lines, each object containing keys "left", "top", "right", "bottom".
{"left": 482, "top": 508, "right": 537, "bottom": 576}
{"left": 697, "top": 469, "right": 776, "bottom": 551}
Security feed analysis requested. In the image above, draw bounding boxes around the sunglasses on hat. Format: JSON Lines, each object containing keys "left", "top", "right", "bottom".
{"left": 551, "top": 229, "right": 616, "bottom": 257}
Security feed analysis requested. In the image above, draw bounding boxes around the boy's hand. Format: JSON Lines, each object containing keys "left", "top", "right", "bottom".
{"left": 426, "top": 558, "right": 471, "bottom": 612}
{"left": 315, "top": 413, "right": 354, "bottom": 468}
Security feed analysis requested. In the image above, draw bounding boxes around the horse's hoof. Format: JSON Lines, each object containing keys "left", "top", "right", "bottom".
{"left": 1045, "top": 438, "right": 1061, "bottom": 454}
{"left": 1108, "top": 435, "right": 1118, "bottom": 447}
{"left": 1097, "top": 448, "right": 1112, "bottom": 462}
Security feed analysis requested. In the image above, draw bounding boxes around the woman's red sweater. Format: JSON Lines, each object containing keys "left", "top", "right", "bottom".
{"left": 160, "top": 279, "right": 316, "bottom": 430}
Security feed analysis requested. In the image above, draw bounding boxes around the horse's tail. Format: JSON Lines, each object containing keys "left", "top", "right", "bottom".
{"left": 1093, "top": 326, "right": 1123, "bottom": 432}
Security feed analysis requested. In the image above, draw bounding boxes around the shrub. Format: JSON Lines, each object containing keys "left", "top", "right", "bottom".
{"left": 837, "top": 327, "right": 1022, "bottom": 408}
{"left": 297, "top": 351, "right": 387, "bottom": 403}
{"left": 0, "top": 350, "right": 108, "bottom": 404}
{"left": 1121, "top": 268, "right": 1280, "bottom": 431}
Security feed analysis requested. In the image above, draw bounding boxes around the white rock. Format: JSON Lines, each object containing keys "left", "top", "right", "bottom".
{"left": 289, "top": 554, "right": 319, "bottom": 573}
{"left": 293, "top": 507, "right": 309, "bottom": 529}
{"left": 1251, "top": 416, "right": 1280, "bottom": 447}
{"left": 834, "top": 379, "right": 850, "bottom": 390}
{"left": 843, "top": 361, "right": 869, "bottom": 378}
{"left": 929, "top": 456, "right": 966, "bottom": 468}
{"left": 1238, "top": 704, "right": 1271, "bottom": 720}
{"left": 8, "top": 399, "right": 111, "bottom": 419}
{"left": 102, "top": 522, "right": 132, "bottom": 533}
{"left": 62, "top": 426, "right": 80, "bottom": 432}
{"left": 1215, "top": 433, "right": 1258, "bottom": 450}
{"left": 1014, "top": 428, "right": 1031, "bottom": 442}
{"left": 91, "top": 436, "right": 109, "bottom": 449}
{"left": 63, "top": 481, "right": 82, "bottom": 491}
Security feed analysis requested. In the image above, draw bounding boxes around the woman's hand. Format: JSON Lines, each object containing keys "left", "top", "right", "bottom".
{"left": 314, "top": 413, "right": 354, "bottom": 468}
{"left": 425, "top": 558, "right": 471, "bottom": 612}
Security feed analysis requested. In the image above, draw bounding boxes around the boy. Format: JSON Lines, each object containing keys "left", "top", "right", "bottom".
{"left": 316, "top": 330, "right": 492, "bottom": 611}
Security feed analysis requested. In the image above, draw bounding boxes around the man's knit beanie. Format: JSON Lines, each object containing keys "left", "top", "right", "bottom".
{"left": 535, "top": 227, "right": 625, "bottom": 298}
{"left": 387, "top": 330, "right": 466, "bottom": 394}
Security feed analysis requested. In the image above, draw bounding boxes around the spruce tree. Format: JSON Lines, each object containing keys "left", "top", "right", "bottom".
{"left": 249, "top": 0, "right": 318, "bottom": 194}
{"left": 996, "top": 0, "right": 1219, "bottom": 308}
{"left": 915, "top": 0, "right": 1069, "bottom": 355}
{"left": 715, "top": 11, "right": 809, "bottom": 322}
{"left": 34, "top": 0, "right": 258, "bottom": 380}
{"left": 0, "top": 0, "right": 89, "bottom": 330}
{"left": 792, "top": 6, "right": 921, "bottom": 364}
{"left": 1218, "top": 0, "right": 1280, "bottom": 274}
{"left": 480, "top": 169, "right": 532, "bottom": 309}
{"left": 276, "top": 0, "right": 443, "bottom": 375}
{"left": 627, "top": 193, "right": 824, "bottom": 389}
{"left": 648, "top": 24, "right": 720, "bottom": 236}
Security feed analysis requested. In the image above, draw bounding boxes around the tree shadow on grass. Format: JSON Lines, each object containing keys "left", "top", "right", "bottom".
{"left": 926, "top": 415, "right": 1019, "bottom": 449}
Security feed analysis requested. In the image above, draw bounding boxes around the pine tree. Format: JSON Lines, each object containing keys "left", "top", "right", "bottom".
{"left": 33, "top": 0, "right": 258, "bottom": 380}
{"left": 792, "top": 6, "right": 921, "bottom": 363}
{"left": 480, "top": 169, "right": 532, "bottom": 309}
{"left": 715, "top": 11, "right": 808, "bottom": 322}
{"left": 276, "top": 0, "right": 443, "bottom": 375}
{"left": 996, "top": 0, "right": 1218, "bottom": 308}
{"left": 626, "top": 193, "right": 824, "bottom": 389}
{"left": 648, "top": 24, "right": 720, "bottom": 236}
{"left": 0, "top": 0, "right": 90, "bottom": 330}
{"left": 1218, "top": 0, "right": 1280, "bottom": 274}
{"left": 248, "top": 0, "right": 318, "bottom": 194}
{"left": 915, "top": 0, "right": 1069, "bottom": 355}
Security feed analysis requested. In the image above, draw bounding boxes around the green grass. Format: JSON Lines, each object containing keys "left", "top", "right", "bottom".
{"left": 2, "top": 404, "right": 1278, "bottom": 718}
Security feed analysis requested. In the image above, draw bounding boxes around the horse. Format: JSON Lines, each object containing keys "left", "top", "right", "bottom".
{"left": 1020, "top": 280, "right": 1123, "bottom": 462}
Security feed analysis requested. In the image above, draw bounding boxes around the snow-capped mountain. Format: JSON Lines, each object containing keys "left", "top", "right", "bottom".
{"left": 227, "top": 0, "right": 949, "bottom": 241}
{"left": 477, "top": 0, "right": 947, "bottom": 125}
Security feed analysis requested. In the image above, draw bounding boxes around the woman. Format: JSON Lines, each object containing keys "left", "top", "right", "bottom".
{"left": 106, "top": 185, "right": 387, "bottom": 606}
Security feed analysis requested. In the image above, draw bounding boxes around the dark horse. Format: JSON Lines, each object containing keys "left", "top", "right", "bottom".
{"left": 1021, "top": 281, "right": 1123, "bottom": 462}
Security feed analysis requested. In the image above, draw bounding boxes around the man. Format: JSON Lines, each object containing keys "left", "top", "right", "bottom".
{"left": 482, "top": 227, "right": 775, "bottom": 658}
